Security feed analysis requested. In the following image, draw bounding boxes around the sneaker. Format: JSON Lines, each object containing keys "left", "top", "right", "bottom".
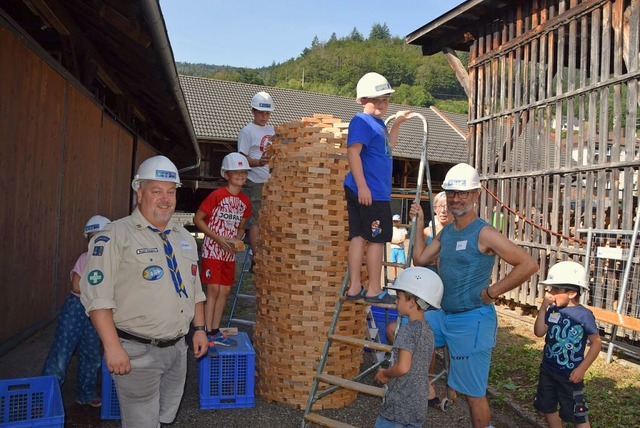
{"left": 364, "top": 290, "right": 396, "bottom": 304}
{"left": 76, "top": 397, "right": 102, "bottom": 407}
{"left": 209, "top": 332, "right": 237, "bottom": 347}
{"left": 207, "top": 343, "right": 219, "bottom": 356}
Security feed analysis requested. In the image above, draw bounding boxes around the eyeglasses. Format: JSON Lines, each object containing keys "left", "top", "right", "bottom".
{"left": 434, "top": 205, "right": 447, "bottom": 212}
{"left": 445, "top": 190, "right": 472, "bottom": 199}
{"left": 546, "top": 287, "right": 569, "bottom": 295}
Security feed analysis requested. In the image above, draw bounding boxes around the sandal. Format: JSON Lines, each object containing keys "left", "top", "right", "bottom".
{"left": 346, "top": 286, "right": 366, "bottom": 300}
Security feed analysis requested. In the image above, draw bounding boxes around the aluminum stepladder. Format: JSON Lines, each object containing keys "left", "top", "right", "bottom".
{"left": 302, "top": 112, "right": 438, "bottom": 428}
{"left": 227, "top": 242, "right": 255, "bottom": 327}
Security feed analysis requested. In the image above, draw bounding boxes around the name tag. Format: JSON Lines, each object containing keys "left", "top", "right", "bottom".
{"left": 548, "top": 312, "right": 561, "bottom": 323}
{"left": 136, "top": 248, "right": 158, "bottom": 254}
{"left": 181, "top": 241, "right": 193, "bottom": 250}
{"left": 456, "top": 240, "right": 468, "bottom": 251}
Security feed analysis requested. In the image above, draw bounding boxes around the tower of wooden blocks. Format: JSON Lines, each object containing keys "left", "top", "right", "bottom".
{"left": 253, "top": 114, "right": 366, "bottom": 409}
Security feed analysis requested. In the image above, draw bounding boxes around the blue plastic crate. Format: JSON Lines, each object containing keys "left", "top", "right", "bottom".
{"left": 198, "top": 332, "right": 255, "bottom": 409}
{"left": 100, "top": 359, "right": 120, "bottom": 420}
{"left": 369, "top": 307, "right": 398, "bottom": 344}
{"left": 0, "top": 375, "right": 64, "bottom": 427}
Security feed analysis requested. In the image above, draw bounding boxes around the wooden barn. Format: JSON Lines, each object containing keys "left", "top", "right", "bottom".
{"left": 0, "top": 0, "right": 199, "bottom": 353}
{"left": 407, "top": 0, "right": 640, "bottom": 352}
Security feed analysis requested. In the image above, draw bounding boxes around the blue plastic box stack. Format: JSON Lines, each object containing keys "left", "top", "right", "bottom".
{"left": 198, "top": 331, "right": 255, "bottom": 409}
{"left": 0, "top": 375, "right": 64, "bottom": 427}
{"left": 100, "top": 359, "right": 120, "bottom": 420}
{"left": 369, "top": 307, "right": 399, "bottom": 344}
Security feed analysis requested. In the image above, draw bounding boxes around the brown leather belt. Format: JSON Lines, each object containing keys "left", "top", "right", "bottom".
{"left": 116, "top": 329, "right": 183, "bottom": 348}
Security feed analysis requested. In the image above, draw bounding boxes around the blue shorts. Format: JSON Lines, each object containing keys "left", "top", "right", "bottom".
{"left": 424, "top": 306, "right": 497, "bottom": 397}
{"left": 390, "top": 248, "right": 406, "bottom": 264}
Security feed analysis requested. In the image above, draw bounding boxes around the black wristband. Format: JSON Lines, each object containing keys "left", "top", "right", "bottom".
{"left": 485, "top": 287, "right": 496, "bottom": 300}
{"left": 193, "top": 325, "right": 207, "bottom": 332}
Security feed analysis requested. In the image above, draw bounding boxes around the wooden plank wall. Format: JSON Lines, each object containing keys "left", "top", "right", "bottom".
{"left": 467, "top": 0, "right": 640, "bottom": 309}
{"left": 0, "top": 24, "right": 135, "bottom": 346}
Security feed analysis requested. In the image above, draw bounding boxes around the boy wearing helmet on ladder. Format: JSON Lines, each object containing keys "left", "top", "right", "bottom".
{"left": 534, "top": 261, "right": 601, "bottom": 428}
{"left": 193, "top": 153, "right": 252, "bottom": 350}
{"left": 408, "top": 162, "right": 538, "bottom": 428}
{"left": 238, "top": 91, "right": 275, "bottom": 272}
{"left": 345, "top": 72, "right": 411, "bottom": 304}
{"left": 374, "top": 267, "right": 443, "bottom": 427}
{"left": 42, "top": 215, "right": 111, "bottom": 407}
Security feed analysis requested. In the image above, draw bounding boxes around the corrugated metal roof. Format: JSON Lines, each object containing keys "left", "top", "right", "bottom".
{"left": 179, "top": 75, "right": 468, "bottom": 163}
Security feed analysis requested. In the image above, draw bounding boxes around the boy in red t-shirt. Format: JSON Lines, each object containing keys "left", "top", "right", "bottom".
{"left": 194, "top": 153, "right": 252, "bottom": 350}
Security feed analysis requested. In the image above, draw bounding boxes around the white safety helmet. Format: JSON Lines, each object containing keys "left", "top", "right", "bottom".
{"left": 442, "top": 163, "right": 481, "bottom": 191}
{"left": 131, "top": 155, "right": 181, "bottom": 190}
{"left": 84, "top": 215, "right": 111, "bottom": 238}
{"left": 540, "top": 261, "right": 588, "bottom": 290}
{"left": 251, "top": 91, "right": 275, "bottom": 112}
{"left": 386, "top": 267, "right": 444, "bottom": 310}
{"left": 221, "top": 152, "right": 251, "bottom": 177}
{"left": 356, "top": 72, "right": 395, "bottom": 103}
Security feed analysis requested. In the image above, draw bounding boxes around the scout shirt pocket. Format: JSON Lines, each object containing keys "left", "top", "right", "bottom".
{"left": 134, "top": 247, "right": 165, "bottom": 283}
{"left": 182, "top": 249, "right": 200, "bottom": 287}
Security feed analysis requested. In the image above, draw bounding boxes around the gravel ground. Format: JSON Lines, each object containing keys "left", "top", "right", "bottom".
{"left": 0, "top": 315, "right": 544, "bottom": 428}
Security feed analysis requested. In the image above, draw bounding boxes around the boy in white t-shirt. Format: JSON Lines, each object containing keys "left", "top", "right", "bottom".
{"left": 238, "top": 91, "right": 275, "bottom": 272}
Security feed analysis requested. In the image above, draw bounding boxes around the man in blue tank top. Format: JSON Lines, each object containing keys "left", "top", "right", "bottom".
{"left": 408, "top": 163, "right": 538, "bottom": 428}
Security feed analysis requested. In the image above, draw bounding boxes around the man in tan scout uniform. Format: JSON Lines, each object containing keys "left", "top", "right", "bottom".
{"left": 81, "top": 155, "right": 208, "bottom": 428}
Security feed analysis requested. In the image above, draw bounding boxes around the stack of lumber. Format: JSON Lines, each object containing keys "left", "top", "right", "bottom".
{"left": 254, "top": 114, "right": 366, "bottom": 409}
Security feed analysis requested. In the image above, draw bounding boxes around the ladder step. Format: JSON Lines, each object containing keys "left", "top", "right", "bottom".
{"left": 315, "top": 373, "right": 385, "bottom": 397}
{"left": 303, "top": 412, "right": 358, "bottom": 428}
{"left": 381, "top": 261, "right": 407, "bottom": 268}
{"left": 340, "top": 297, "right": 397, "bottom": 309}
{"left": 228, "top": 318, "right": 255, "bottom": 325}
{"left": 329, "top": 334, "right": 392, "bottom": 353}
{"left": 236, "top": 293, "right": 255, "bottom": 299}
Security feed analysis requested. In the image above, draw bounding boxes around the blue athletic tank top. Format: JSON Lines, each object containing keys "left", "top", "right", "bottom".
{"left": 439, "top": 218, "right": 496, "bottom": 313}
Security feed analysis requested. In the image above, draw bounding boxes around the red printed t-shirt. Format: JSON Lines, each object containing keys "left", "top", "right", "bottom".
{"left": 198, "top": 187, "right": 251, "bottom": 262}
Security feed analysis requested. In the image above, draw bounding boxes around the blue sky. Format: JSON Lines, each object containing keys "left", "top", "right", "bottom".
{"left": 160, "top": 0, "right": 465, "bottom": 68}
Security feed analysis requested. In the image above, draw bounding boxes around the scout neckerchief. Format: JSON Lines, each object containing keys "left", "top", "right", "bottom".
{"left": 148, "top": 226, "right": 188, "bottom": 298}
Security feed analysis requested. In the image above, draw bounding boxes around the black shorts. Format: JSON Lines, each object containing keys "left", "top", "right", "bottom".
{"left": 345, "top": 186, "right": 392, "bottom": 243}
{"left": 533, "top": 365, "right": 589, "bottom": 424}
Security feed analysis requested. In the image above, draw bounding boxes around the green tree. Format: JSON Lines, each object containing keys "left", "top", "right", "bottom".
{"left": 369, "top": 23, "right": 391, "bottom": 40}
{"left": 416, "top": 52, "right": 466, "bottom": 99}
{"left": 392, "top": 84, "right": 434, "bottom": 107}
{"left": 347, "top": 27, "right": 364, "bottom": 42}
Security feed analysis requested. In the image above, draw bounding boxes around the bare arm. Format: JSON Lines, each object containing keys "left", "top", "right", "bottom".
{"left": 191, "top": 301, "right": 208, "bottom": 358}
{"left": 375, "top": 349, "right": 412, "bottom": 384}
{"left": 347, "top": 143, "right": 371, "bottom": 206}
{"left": 388, "top": 110, "right": 411, "bottom": 149}
{"left": 71, "top": 272, "right": 81, "bottom": 294}
{"left": 534, "top": 295, "right": 552, "bottom": 337}
{"left": 478, "top": 226, "right": 539, "bottom": 304}
{"left": 90, "top": 309, "right": 130, "bottom": 375}
{"left": 410, "top": 202, "right": 440, "bottom": 266}
{"left": 569, "top": 333, "right": 602, "bottom": 383}
{"left": 193, "top": 210, "right": 234, "bottom": 253}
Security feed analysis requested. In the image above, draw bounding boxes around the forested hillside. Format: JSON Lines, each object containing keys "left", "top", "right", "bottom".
{"left": 176, "top": 23, "right": 468, "bottom": 113}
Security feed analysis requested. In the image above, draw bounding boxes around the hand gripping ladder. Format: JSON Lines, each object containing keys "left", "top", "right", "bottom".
{"left": 302, "top": 112, "right": 435, "bottom": 427}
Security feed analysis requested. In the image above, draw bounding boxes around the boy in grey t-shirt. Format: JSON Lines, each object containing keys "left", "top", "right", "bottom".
{"left": 374, "top": 267, "right": 443, "bottom": 427}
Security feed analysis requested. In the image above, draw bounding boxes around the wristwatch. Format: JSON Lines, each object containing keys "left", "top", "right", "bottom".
{"left": 193, "top": 325, "right": 207, "bottom": 332}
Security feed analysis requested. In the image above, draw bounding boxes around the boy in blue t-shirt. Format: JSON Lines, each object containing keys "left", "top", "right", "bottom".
{"left": 344, "top": 72, "right": 410, "bottom": 304}
{"left": 534, "top": 261, "right": 602, "bottom": 428}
